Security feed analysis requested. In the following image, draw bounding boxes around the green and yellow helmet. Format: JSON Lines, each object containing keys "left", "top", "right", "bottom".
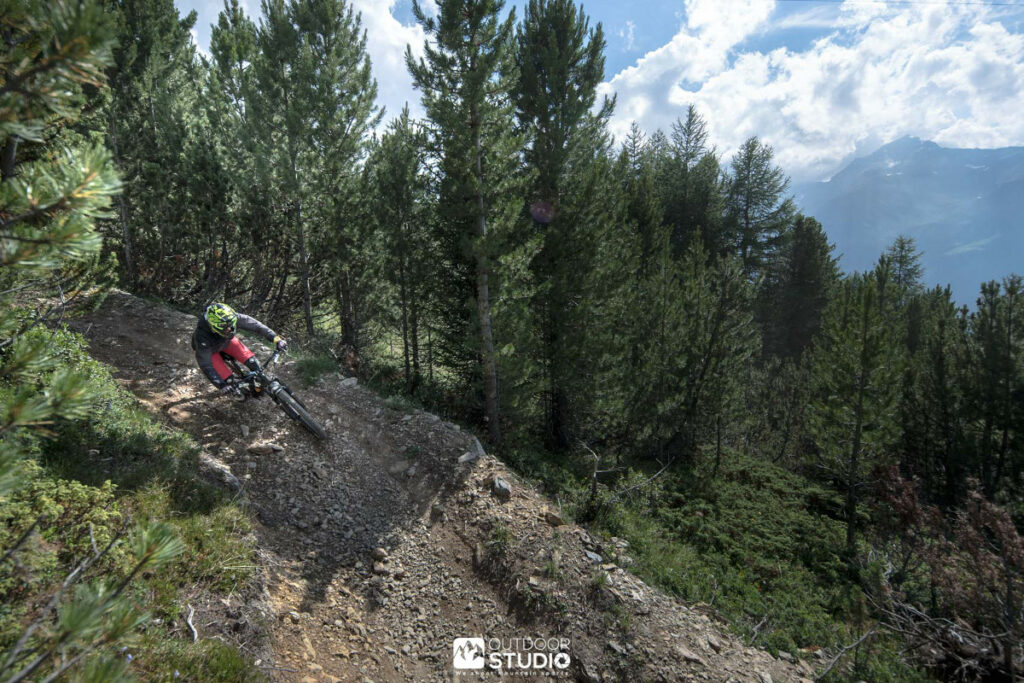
{"left": 204, "top": 302, "right": 238, "bottom": 336}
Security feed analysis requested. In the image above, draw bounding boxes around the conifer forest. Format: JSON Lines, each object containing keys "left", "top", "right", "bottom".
{"left": 3, "top": 0, "right": 1024, "bottom": 680}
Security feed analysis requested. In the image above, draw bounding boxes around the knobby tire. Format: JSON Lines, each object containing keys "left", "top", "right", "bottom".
{"left": 277, "top": 389, "right": 327, "bottom": 440}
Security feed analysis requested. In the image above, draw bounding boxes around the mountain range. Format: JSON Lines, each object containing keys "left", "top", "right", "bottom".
{"left": 793, "top": 137, "right": 1024, "bottom": 305}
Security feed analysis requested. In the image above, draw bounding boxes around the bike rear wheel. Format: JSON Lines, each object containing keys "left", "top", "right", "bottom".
{"left": 276, "top": 389, "right": 327, "bottom": 440}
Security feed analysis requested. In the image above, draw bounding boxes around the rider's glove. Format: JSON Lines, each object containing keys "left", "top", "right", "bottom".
{"left": 274, "top": 336, "right": 288, "bottom": 352}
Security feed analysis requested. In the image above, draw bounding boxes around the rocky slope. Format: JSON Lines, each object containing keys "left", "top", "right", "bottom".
{"left": 68, "top": 290, "right": 812, "bottom": 682}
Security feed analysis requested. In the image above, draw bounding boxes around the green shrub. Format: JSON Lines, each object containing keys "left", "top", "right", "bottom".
{"left": 0, "top": 325, "right": 256, "bottom": 679}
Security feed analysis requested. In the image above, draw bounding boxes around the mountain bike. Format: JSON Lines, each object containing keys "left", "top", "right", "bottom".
{"left": 222, "top": 349, "right": 327, "bottom": 440}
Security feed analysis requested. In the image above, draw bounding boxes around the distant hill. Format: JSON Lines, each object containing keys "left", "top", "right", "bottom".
{"left": 793, "top": 137, "right": 1024, "bottom": 305}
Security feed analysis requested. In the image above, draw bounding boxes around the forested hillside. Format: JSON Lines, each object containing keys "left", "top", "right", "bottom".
{"left": 3, "top": 0, "right": 1024, "bottom": 680}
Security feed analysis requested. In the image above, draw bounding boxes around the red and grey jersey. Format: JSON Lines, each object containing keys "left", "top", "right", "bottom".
{"left": 193, "top": 313, "right": 279, "bottom": 387}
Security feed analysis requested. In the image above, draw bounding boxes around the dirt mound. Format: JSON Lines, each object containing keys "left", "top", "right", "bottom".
{"left": 68, "top": 290, "right": 811, "bottom": 682}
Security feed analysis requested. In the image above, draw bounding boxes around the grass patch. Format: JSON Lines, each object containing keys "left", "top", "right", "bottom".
{"left": 487, "top": 522, "right": 511, "bottom": 558}
{"left": 294, "top": 352, "right": 338, "bottom": 387}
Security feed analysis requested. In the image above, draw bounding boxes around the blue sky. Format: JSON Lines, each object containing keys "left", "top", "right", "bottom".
{"left": 178, "top": 0, "right": 1024, "bottom": 182}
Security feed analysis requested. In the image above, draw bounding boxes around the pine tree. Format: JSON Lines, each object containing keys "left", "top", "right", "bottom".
{"left": 629, "top": 241, "right": 758, "bottom": 462}
{"left": 885, "top": 234, "right": 924, "bottom": 308}
{"left": 407, "top": 0, "right": 525, "bottom": 443}
{"left": 724, "top": 137, "right": 795, "bottom": 279}
{"left": 512, "top": 0, "right": 609, "bottom": 448}
{"left": 250, "top": 0, "right": 379, "bottom": 336}
{"left": 660, "top": 105, "right": 725, "bottom": 256}
{"left": 365, "top": 108, "right": 434, "bottom": 392}
{"left": 1, "top": 3, "right": 184, "bottom": 680}
{"left": 897, "top": 286, "right": 968, "bottom": 506}
{"left": 808, "top": 269, "right": 901, "bottom": 559}
{"left": 104, "top": 0, "right": 198, "bottom": 289}
{"left": 965, "top": 277, "right": 1024, "bottom": 497}
{"left": 760, "top": 214, "right": 838, "bottom": 359}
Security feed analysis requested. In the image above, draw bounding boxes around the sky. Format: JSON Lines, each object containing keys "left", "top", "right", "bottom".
{"left": 176, "top": 0, "right": 1024, "bottom": 183}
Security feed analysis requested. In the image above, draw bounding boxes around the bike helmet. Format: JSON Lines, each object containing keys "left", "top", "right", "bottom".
{"left": 205, "top": 302, "right": 238, "bottom": 336}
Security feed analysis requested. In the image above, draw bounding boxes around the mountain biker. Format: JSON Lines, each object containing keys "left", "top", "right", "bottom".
{"left": 192, "top": 303, "right": 288, "bottom": 396}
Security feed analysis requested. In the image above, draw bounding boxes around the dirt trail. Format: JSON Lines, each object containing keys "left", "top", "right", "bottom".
{"left": 69, "top": 291, "right": 813, "bottom": 682}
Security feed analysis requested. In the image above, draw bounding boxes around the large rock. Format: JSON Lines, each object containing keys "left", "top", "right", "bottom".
{"left": 198, "top": 452, "right": 241, "bottom": 492}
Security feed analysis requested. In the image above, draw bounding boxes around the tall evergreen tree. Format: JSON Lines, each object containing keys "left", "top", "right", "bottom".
{"left": 885, "top": 234, "right": 924, "bottom": 308}
{"left": 966, "top": 277, "right": 1024, "bottom": 497}
{"left": 250, "top": 0, "right": 378, "bottom": 336}
{"left": 512, "top": 0, "right": 609, "bottom": 448}
{"left": 365, "top": 108, "right": 434, "bottom": 392}
{"left": 407, "top": 0, "right": 525, "bottom": 443}
{"left": 724, "top": 137, "right": 794, "bottom": 279}
{"left": 808, "top": 268, "right": 901, "bottom": 558}
{"left": 760, "top": 214, "right": 838, "bottom": 359}
{"left": 104, "top": 0, "right": 197, "bottom": 289}
{"left": 659, "top": 105, "right": 725, "bottom": 256}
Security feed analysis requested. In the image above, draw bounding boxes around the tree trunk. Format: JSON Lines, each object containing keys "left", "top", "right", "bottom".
{"left": 107, "top": 118, "right": 135, "bottom": 285}
{"left": 295, "top": 201, "right": 314, "bottom": 337}
{"left": 472, "top": 102, "right": 501, "bottom": 445}
{"left": 410, "top": 279, "right": 421, "bottom": 392}
{"left": 847, "top": 299, "right": 871, "bottom": 561}
{"left": 338, "top": 270, "right": 359, "bottom": 354}
{"left": 1, "top": 136, "right": 17, "bottom": 180}
{"left": 399, "top": 258, "right": 411, "bottom": 389}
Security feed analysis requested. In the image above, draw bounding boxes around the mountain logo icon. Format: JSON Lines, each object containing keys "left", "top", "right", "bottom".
{"left": 452, "top": 638, "right": 486, "bottom": 669}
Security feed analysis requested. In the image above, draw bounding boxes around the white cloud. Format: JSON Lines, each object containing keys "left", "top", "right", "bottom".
{"left": 602, "top": 0, "right": 1024, "bottom": 181}
{"left": 350, "top": 0, "right": 428, "bottom": 124}
{"left": 189, "top": 28, "right": 211, "bottom": 61}
{"left": 619, "top": 20, "right": 636, "bottom": 51}
{"left": 946, "top": 235, "right": 998, "bottom": 256}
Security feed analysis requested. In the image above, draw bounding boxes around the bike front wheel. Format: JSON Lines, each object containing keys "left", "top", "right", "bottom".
{"left": 276, "top": 389, "right": 328, "bottom": 440}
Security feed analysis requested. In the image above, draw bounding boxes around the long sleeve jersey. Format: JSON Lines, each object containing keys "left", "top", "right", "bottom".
{"left": 193, "top": 313, "right": 279, "bottom": 388}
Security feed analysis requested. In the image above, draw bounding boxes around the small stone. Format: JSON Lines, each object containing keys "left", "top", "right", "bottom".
{"left": 585, "top": 550, "right": 603, "bottom": 564}
{"left": 758, "top": 674, "right": 773, "bottom": 683}
{"left": 490, "top": 477, "right": 512, "bottom": 500}
{"left": 308, "top": 663, "right": 323, "bottom": 672}
{"left": 607, "top": 641, "right": 625, "bottom": 656}
{"left": 373, "top": 562, "right": 388, "bottom": 575}
{"left": 778, "top": 650, "right": 795, "bottom": 663}
{"left": 371, "top": 547, "right": 388, "bottom": 561}
{"left": 341, "top": 377, "right": 358, "bottom": 387}
{"left": 677, "top": 646, "right": 706, "bottom": 666}
{"left": 544, "top": 511, "right": 565, "bottom": 526}
{"left": 706, "top": 635, "right": 723, "bottom": 653}
{"left": 288, "top": 611, "right": 301, "bottom": 624}
{"left": 471, "top": 437, "right": 486, "bottom": 458}
{"left": 401, "top": 645, "right": 411, "bottom": 655}
{"left": 240, "top": 425, "right": 250, "bottom": 437}
{"left": 458, "top": 452, "right": 479, "bottom": 464}
{"left": 270, "top": 443, "right": 284, "bottom": 452}
{"left": 247, "top": 443, "right": 274, "bottom": 456}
